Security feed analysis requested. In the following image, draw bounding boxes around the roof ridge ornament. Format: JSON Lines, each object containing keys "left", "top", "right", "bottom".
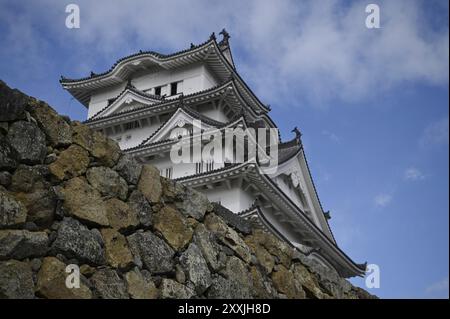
{"left": 178, "top": 93, "right": 185, "bottom": 107}
{"left": 126, "top": 78, "right": 135, "bottom": 89}
{"left": 209, "top": 32, "right": 216, "bottom": 41}
{"left": 292, "top": 126, "right": 303, "bottom": 144}
{"left": 219, "top": 28, "right": 230, "bottom": 47}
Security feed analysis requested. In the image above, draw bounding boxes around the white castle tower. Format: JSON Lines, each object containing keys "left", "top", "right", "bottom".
{"left": 61, "top": 30, "right": 365, "bottom": 278}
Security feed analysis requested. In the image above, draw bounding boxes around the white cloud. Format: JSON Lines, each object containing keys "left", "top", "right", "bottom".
{"left": 374, "top": 193, "right": 392, "bottom": 207}
{"left": 322, "top": 130, "right": 341, "bottom": 143}
{"left": 420, "top": 117, "right": 449, "bottom": 148}
{"left": 404, "top": 167, "right": 426, "bottom": 181}
{"left": 1, "top": 0, "right": 448, "bottom": 106}
{"left": 425, "top": 277, "right": 449, "bottom": 298}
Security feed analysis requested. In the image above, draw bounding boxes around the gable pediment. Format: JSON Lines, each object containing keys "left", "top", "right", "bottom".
{"left": 93, "top": 89, "right": 161, "bottom": 119}
{"left": 142, "top": 108, "right": 216, "bottom": 145}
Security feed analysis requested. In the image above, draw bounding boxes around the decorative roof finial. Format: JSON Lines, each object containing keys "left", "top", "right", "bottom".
{"left": 209, "top": 32, "right": 216, "bottom": 41}
{"left": 190, "top": 43, "right": 195, "bottom": 49}
{"left": 219, "top": 28, "right": 230, "bottom": 46}
{"left": 90, "top": 71, "right": 96, "bottom": 77}
{"left": 178, "top": 93, "right": 185, "bottom": 107}
{"left": 60, "top": 75, "right": 66, "bottom": 81}
{"left": 291, "top": 126, "right": 302, "bottom": 140}
{"left": 324, "top": 211, "right": 331, "bottom": 220}
{"left": 126, "top": 78, "right": 135, "bottom": 89}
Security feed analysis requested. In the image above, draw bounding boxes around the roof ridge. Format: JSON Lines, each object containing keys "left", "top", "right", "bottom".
{"left": 84, "top": 79, "right": 234, "bottom": 124}
{"left": 60, "top": 38, "right": 213, "bottom": 84}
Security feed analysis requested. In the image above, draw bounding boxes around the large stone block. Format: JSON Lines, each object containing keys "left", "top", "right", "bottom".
{"left": 7, "top": 121, "right": 46, "bottom": 165}
{"left": 0, "top": 260, "right": 34, "bottom": 299}
{"left": 51, "top": 217, "right": 105, "bottom": 265}
{"left": 127, "top": 231, "right": 174, "bottom": 274}
{"left": 153, "top": 206, "right": 193, "bottom": 251}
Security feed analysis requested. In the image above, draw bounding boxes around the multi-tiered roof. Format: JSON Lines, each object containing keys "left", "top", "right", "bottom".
{"left": 61, "top": 30, "right": 366, "bottom": 278}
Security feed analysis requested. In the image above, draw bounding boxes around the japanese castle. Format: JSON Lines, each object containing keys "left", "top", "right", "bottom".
{"left": 61, "top": 30, "right": 366, "bottom": 278}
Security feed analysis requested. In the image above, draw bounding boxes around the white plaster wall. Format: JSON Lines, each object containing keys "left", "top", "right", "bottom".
{"left": 196, "top": 103, "right": 229, "bottom": 123}
{"left": 133, "top": 63, "right": 218, "bottom": 96}
{"left": 201, "top": 185, "right": 255, "bottom": 213}
{"left": 88, "top": 83, "right": 126, "bottom": 118}
{"left": 87, "top": 63, "right": 219, "bottom": 119}
{"left": 274, "top": 175, "right": 303, "bottom": 209}
{"left": 272, "top": 157, "right": 324, "bottom": 232}
{"left": 107, "top": 122, "right": 160, "bottom": 149}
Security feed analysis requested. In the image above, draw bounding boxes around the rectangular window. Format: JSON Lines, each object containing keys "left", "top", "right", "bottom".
{"left": 170, "top": 82, "right": 178, "bottom": 96}
{"left": 154, "top": 86, "right": 161, "bottom": 96}
{"left": 124, "top": 120, "right": 140, "bottom": 131}
{"left": 165, "top": 167, "right": 173, "bottom": 179}
{"left": 206, "top": 162, "right": 214, "bottom": 172}
{"left": 195, "top": 162, "right": 203, "bottom": 174}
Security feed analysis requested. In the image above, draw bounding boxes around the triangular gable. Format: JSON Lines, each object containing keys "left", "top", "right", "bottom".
{"left": 142, "top": 108, "right": 216, "bottom": 145}
{"left": 271, "top": 148, "right": 335, "bottom": 244}
{"left": 94, "top": 89, "right": 161, "bottom": 119}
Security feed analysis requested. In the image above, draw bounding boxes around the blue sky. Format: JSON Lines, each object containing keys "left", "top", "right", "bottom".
{"left": 0, "top": 0, "right": 448, "bottom": 298}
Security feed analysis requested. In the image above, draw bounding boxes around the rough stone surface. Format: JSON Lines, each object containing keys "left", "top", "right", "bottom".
{"left": 14, "top": 187, "right": 56, "bottom": 228}
{"left": 10, "top": 164, "right": 49, "bottom": 193}
{"left": 153, "top": 206, "right": 193, "bottom": 251}
{"left": 292, "top": 263, "right": 326, "bottom": 299}
{"left": 124, "top": 268, "right": 158, "bottom": 299}
{"left": 86, "top": 166, "right": 128, "bottom": 200}
{"left": 127, "top": 190, "right": 153, "bottom": 227}
{"left": 160, "top": 278, "right": 195, "bottom": 299}
{"left": 0, "top": 80, "right": 28, "bottom": 121}
{"left": 180, "top": 243, "right": 212, "bottom": 294}
{"left": 7, "top": 121, "right": 47, "bottom": 164}
{"left": 175, "top": 187, "right": 210, "bottom": 220}
{"left": 245, "top": 235, "right": 275, "bottom": 274}
{"left": 207, "top": 274, "right": 245, "bottom": 299}
{"left": 193, "top": 224, "right": 221, "bottom": 271}
{"left": 105, "top": 198, "right": 139, "bottom": 231}
{"left": 101, "top": 228, "right": 134, "bottom": 269}
{"left": 10, "top": 165, "right": 56, "bottom": 227}
{"left": 272, "top": 265, "right": 306, "bottom": 299}
{"left": 247, "top": 229, "right": 293, "bottom": 268}
{"left": 36, "top": 257, "right": 92, "bottom": 299}
{"left": 0, "top": 260, "right": 34, "bottom": 299}
{"left": 28, "top": 100, "right": 72, "bottom": 147}
{"left": 0, "top": 189, "right": 27, "bottom": 228}
{"left": 90, "top": 268, "right": 128, "bottom": 299}
{"left": 0, "top": 135, "right": 18, "bottom": 170}
{"left": 161, "top": 177, "right": 186, "bottom": 202}
{"left": 72, "top": 122, "right": 121, "bottom": 167}
{"left": 60, "top": 177, "right": 109, "bottom": 227}
{"left": 205, "top": 213, "right": 252, "bottom": 264}
{"left": 127, "top": 231, "right": 174, "bottom": 274}
{"left": 212, "top": 203, "right": 252, "bottom": 235}
{"left": 49, "top": 145, "right": 89, "bottom": 181}
{"left": 0, "top": 171, "right": 12, "bottom": 187}
{"left": 0, "top": 81, "right": 376, "bottom": 299}
{"left": 114, "top": 154, "right": 142, "bottom": 185}
{"left": 0, "top": 229, "right": 48, "bottom": 260}
{"left": 137, "top": 164, "right": 162, "bottom": 203}
{"left": 51, "top": 217, "right": 105, "bottom": 265}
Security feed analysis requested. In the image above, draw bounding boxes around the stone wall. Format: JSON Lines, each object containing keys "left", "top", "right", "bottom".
{"left": 0, "top": 80, "right": 376, "bottom": 299}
